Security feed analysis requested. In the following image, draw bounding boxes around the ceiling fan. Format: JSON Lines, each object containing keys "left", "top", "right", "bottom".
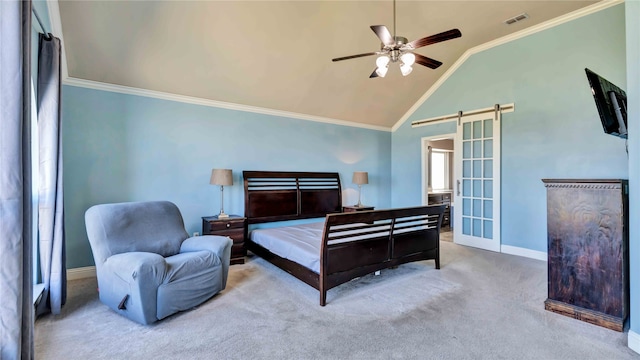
{"left": 331, "top": 0, "right": 462, "bottom": 78}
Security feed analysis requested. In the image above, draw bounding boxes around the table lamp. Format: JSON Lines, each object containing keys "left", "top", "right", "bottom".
{"left": 352, "top": 171, "right": 369, "bottom": 207}
{"left": 210, "top": 169, "right": 233, "bottom": 218}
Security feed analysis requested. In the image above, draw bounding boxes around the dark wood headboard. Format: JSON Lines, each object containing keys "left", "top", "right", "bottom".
{"left": 243, "top": 171, "right": 342, "bottom": 224}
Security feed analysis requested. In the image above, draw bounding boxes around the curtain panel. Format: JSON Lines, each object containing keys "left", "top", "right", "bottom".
{"left": 0, "top": 0, "right": 34, "bottom": 358}
{"left": 36, "top": 33, "right": 66, "bottom": 316}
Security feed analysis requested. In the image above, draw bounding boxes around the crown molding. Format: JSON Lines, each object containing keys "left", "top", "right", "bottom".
{"left": 391, "top": 0, "right": 624, "bottom": 132}
{"left": 48, "top": 0, "right": 621, "bottom": 134}
{"left": 62, "top": 77, "right": 391, "bottom": 132}
{"left": 47, "top": 0, "right": 390, "bottom": 132}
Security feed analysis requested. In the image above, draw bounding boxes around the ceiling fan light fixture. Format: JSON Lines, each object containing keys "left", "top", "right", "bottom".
{"left": 376, "top": 55, "right": 390, "bottom": 68}
{"left": 331, "top": 0, "right": 461, "bottom": 79}
{"left": 376, "top": 65, "right": 389, "bottom": 78}
{"left": 400, "top": 52, "right": 415, "bottom": 66}
{"left": 400, "top": 63, "right": 413, "bottom": 76}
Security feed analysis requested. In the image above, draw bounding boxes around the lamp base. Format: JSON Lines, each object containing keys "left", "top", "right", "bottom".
{"left": 217, "top": 212, "right": 230, "bottom": 219}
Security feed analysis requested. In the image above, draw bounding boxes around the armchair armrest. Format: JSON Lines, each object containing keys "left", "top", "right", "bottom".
{"left": 181, "top": 235, "right": 233, "bottom": 288}
{"left": 100, "top": 252, "right": 167, "bottom": 325}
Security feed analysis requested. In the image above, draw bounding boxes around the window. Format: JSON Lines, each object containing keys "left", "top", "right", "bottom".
{"left": 430, "top": 150, "right": 451, "bottom": 191}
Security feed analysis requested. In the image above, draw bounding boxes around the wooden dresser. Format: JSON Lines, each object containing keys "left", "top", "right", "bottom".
{"left": 428, "top": 192, "right": 451, "bottom": 227}
{"left": 542, "top": 179, "right": 629, "bottom": 331}
{"left": 202, "top": 215, "right": 247, "bottom": 265}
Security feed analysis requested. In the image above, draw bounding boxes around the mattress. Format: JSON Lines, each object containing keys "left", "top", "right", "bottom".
{"left": 250, "top": 222, "right": 324, "bottom": 273}
{"left": 250, "top": 219, "right": 431, "bottom": 274}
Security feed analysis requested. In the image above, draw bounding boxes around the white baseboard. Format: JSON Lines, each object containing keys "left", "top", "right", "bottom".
{"left": 629, "top": 330, "right": 640, "bottom": 355}
{"left": 501, "top": 245, "right": 547, "bottom": 262}
{"left": 67, "top": 266, "right": 96, "bottom": 280}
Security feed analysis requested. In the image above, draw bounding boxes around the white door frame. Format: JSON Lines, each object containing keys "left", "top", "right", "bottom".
{"left": 421, "top": 134, "right": 455, "bottom": 205}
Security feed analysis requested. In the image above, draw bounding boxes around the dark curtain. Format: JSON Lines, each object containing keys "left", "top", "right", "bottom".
{"left": 0, "top": 0, "right": 34, "bottom": 358}
{"left": 35, "top": 33, "right": 66, "bottom": 316}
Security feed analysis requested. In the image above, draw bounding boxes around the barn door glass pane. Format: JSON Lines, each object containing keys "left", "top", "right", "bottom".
{"left": 461, "top": 118, "right": 494, "bottom": 238}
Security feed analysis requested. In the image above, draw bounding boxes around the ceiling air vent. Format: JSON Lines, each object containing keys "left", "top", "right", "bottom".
{"left": 504, "top": 13, "right": 529, "bottom": 25}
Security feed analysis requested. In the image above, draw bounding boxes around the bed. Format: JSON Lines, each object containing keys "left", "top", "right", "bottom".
{"left": 243, "top": 170, "right": 445, "bottom": 305}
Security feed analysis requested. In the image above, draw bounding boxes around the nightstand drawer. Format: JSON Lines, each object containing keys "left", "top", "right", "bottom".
{"left": 204, "top": 218, "right": 245, "bottom": 232}
{"left": 212, "top": 228, "right": 244, "bottom": 243}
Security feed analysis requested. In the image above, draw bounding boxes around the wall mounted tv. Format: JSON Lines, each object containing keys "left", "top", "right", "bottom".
{"left": 585, "top": 68, "right": 627, "bottom": 139}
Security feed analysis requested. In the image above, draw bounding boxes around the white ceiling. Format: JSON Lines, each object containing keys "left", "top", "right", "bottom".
{"left": 57, "top": 1, "right": 599, "bottom": 129}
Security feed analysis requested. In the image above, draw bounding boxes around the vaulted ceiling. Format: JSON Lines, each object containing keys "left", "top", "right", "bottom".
{"left": 57, "top": 1, "right": 599, "bottom": 130}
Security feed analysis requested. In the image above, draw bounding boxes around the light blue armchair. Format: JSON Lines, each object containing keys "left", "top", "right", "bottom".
{"left": 85, "top": 201, "right": 232, "bottom": 325}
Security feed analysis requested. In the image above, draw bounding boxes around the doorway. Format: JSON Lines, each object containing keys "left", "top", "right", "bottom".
{"left": 416, "top": 104, "right": 511, "bottom": 252}
{"left": 421, "top": 134, "right": 455, "bottom": 240}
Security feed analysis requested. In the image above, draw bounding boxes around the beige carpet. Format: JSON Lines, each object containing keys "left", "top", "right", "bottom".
{"left": 35, "top": 241, "right": 637, "bottom": 359}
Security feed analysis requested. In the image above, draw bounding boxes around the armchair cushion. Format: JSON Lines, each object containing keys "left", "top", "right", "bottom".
{"left": 157, "top": 251, "right": 222, "bottom": 320}
{"left": 181, "top": 235, "right": 233, "bottom": 288}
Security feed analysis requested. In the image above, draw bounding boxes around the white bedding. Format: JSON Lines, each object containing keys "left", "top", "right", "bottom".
{"left": 250, "top": 222, "right": 325, "bottom": 273}
{"left": 250, "top": 219, "right": 431, "bottom": 274}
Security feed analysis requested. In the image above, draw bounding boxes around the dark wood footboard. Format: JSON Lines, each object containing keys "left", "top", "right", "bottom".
{"left": 318, "top": 205, "right": 444, "bottom": 305}
{"left": 243, "top": 170, "right": 444, "bottom": 305}
{"left": 246, "top": 205, "right": 444, "bottom": 306}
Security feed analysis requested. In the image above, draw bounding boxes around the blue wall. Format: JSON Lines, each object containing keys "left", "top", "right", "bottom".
{"left": 625, "top": 0, "right": 640, "bottom": 345}
{"left": 63, "top": 86, "right": 391, "bottom": 268}
{"left": 391, "top": 5, "right": 627, "bottom": 253}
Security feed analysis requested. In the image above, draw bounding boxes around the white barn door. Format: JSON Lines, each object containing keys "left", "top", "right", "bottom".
{"left": 454, "top": 110, "right": 501, "bottom": 252}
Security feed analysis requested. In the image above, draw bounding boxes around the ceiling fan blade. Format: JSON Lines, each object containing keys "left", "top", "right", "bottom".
{"left": 332, "top": 52, "right": 378, "bottom": 62}
{"left": 370, "top": 25, "right": 395, "bottom": 47}
{"left": 414, "top": 53, "right": 443, "bottom": 69}
{"left": 407, "top": 29, "right": 462, "bottom": 49}
{"left": 369, "top": 69, "right": 379, "bottom": 78}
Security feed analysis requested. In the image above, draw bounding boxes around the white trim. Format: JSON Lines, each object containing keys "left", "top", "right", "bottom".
{"left": 629, "top": 330, "right": 640, "bottom": 355}
{"left": 67, "top": 266, "right": 96, "bottom": 281}
{"left": 392, "top": 0, "right": 624, "bottom": 132}
{"left": 63, "top": 77, "right": 391, "bottom": 132}
{"left": 412, "top": 103, "right": 515, "bottom": 128}
{"left": 46, "top": 0, "right": 68, "bottom": 80}
{"left": 501, "top": 245, "right": 547, "bottom": 262}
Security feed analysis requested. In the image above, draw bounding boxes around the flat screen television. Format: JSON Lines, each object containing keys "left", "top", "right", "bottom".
{"left": 585, "top": 68, "right": 627, "bottom": 139}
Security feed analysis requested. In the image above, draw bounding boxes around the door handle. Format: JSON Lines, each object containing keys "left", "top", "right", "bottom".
{"left": 457, "top": 180, "right": 461, "bottom": 196}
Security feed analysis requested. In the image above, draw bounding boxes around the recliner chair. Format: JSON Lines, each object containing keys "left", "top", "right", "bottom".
{"left": 85, "top": 201, "right": 232, "bottom": 325}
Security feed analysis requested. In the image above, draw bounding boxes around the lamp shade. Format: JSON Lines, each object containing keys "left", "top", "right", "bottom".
{"left": 352, "top": 171, "right": 369, "bottom": 185}
{"left": 210, "top": 169, "right": 233, "bottom": 186}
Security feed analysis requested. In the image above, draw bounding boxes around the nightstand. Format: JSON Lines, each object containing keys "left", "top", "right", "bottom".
{"left": 202, "top": 215, "right": 247, "bottom": 265}
{"left": 342, "top": 205, "right": 375, "bottom": 213}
